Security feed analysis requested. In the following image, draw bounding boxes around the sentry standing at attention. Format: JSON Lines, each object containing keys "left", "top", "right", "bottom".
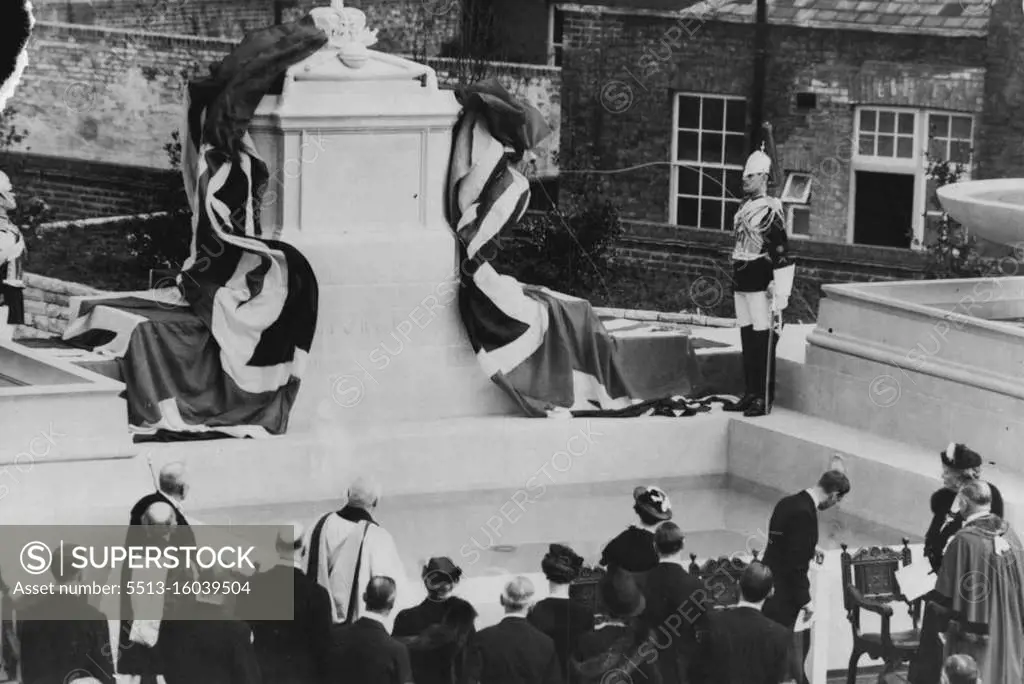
{"left": 723, "top": 145, "right": 794, "bottom": 417}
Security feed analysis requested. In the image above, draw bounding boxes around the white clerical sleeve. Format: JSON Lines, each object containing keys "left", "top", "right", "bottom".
{"left": 367, "top": 526, "right": 413, "bottom": 610}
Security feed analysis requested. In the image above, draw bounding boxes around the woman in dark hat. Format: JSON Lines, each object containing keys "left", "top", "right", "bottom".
{"left": 923, "top": 442, "right": 1003, "bottom": 572}
{"left": 909, "top": 443, "right": 1004, "bottom": 684}
{"left": 528, "top": 544, "right": 595, "bottom": 680}
{"left": 599, "top": 486, "right": 672, "bottom": 573}
{"left": 570, "top": 567, "right": 662, "bottom": 684}
{"left": 393, "top": 557, "right": 478, "bottom": 684}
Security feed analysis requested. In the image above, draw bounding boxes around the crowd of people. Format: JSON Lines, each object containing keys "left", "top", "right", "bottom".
{"left": 1, "top": 441, "right": 1020, "bottom": 684}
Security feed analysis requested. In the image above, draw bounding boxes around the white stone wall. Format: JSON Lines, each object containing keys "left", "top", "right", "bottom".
{"left": 14, "top": 273, "right": 102, "bottom": 339}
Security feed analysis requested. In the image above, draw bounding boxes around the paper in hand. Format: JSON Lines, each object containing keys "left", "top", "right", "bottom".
{"left": 895, "top": 562, "right": 935, "bottom": 601}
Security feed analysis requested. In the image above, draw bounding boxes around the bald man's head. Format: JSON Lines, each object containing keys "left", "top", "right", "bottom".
{"left": 347, "top": 476, "right": 381, "bottom": 510}
{"left": 158, "top": 462, "right": 188, "bottom": 501}
{"left": 959, "top": 480, "right": 992, "bottom": 517}
{"left": 142, "top": 501, "right": 176, "bottom": 526}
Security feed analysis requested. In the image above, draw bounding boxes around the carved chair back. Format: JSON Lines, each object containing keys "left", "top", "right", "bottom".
{"left": 686, "top": 552, "right": 758, "bottom": 609}
{"left": 840, "top": 539, "right": 914, "bottom": 629}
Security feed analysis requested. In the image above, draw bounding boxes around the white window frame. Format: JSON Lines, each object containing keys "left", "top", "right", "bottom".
{"left": 846, "top": 107, "right": 975, "bottom": 249}
{"left": 786, "top": 204, "right": 812, "bottom": 240}
{"left": 669, "top": 92, "right": 747, "bottom": 231}
{"left": 548, "top": 5, "right": 564, "bottom": 67}
{"left": 781, "top": 172, "right": 813, "bottom": 204}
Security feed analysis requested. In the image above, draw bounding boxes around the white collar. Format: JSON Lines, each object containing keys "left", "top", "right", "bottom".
{"left": 805, "top": 488, "right": 821, "bottom": 508}
{"left": 964, "top": 510, "right": 989, "bottom": 524}
{"left": 503, "top": 612, "right": 529, "bottom": 620}
{"left": 361, "top": 611, "right": 390, "bottom": 629}
{"left": 735, "top": 600, "right": 764, "bottom": 611}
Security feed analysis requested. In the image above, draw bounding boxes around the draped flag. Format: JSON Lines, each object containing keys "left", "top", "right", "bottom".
{"left": 63, "top": 18, "right": 326, "bottom": 439}
{"left": 447, "top": 80, "right": 716, "bottom": 417}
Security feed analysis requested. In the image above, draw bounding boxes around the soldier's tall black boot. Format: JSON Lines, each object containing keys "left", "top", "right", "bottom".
{"left": 744, "top": 329, "right": 770, "bottom": 417}
{"left": 724, "top": 325, "right": 757, "bottom": 412}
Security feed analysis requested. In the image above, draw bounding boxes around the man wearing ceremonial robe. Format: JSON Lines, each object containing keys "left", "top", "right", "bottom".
{"left": 934, "top": 480, "right": 1024, "bottom": 684}
{"left": 723, "top": 148, "right": 794, "bottom": 417}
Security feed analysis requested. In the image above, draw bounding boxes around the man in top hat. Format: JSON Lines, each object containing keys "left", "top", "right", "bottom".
{"left": 723, "top": 146, "right": 794, "bottom": 417}
{"left": 466, "top": 576, "right": 561, "bottom": 684}
{"left": 924, "top": 442, "right": 1004, "bottom": 572}
{"left": 394, "top": 557, "right": 478, "bottom": 684}
{"left": 244, "top": 522, "right": 333, "bottom": 683}
{"left": 0, "top": 170, "right": 26, "bottom": 337}
{"left": 600, "top": 485, "right": 672, "bottom": 573}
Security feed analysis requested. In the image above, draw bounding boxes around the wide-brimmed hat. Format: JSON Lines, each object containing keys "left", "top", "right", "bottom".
{"left": 633, "top": 485, "right": 672, "bottom": 521}
{"left": 600, "top": 566, "right": 646, "bottom": 619}
{"left": 541, "top": 543, "right": 584, "bottom": 584}
{"left": 941, "top": 443, "right": 982, "bottom": 471}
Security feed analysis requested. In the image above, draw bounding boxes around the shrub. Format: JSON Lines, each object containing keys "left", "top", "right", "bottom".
{"left": 920, "top": 156, "right": 996, "bottom": 279}
{"left": 492, "top": 189, "right": 624, "bottom": 298}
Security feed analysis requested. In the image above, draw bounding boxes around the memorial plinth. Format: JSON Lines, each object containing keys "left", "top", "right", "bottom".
{"left": 248, "top": 49, "right": 516, "bottom": 430}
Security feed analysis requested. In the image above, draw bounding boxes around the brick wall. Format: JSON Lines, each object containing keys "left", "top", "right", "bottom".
{"left": 615, "top": 220, "right": 930, "bottom": 318}
{"left": 32, "top": 0, "right": 462, "bottom": 53}
{"left": 559, "top": 12, "right": 986, "bottom": 242}
{"left": 16, "top": 272, "right": 103, "bottom": 337}
{"left": 3, "top": 23, "right": 560, "bottom": 215}
{"left": 978, "top": 0, "right": 1024, "bottom": 179}
{"left": 0, "top": 152, "right": 177, "bottom": 220}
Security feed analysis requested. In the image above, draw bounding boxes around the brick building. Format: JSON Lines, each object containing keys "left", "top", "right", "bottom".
{"left": 553, "top": 0, "right": 997, "bottom": 251}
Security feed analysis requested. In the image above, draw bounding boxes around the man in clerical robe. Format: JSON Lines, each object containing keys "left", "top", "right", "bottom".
{"left": 934, "top": 480, "right": 1024, "bottom": 684}
{"left": 303, "top": 475, "right": 409, "bottom": 624}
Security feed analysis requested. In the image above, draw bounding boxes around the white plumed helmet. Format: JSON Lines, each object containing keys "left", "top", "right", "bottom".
{"left": 743, "top": 149, "right": 772, "bottom": 177}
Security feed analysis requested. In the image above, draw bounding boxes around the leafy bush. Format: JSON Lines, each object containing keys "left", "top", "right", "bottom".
{"left": 920, "top": 156, "right": 996, "bottom": 279}
{"left": 124, "top": 210, "right": 193, "bottom": 274}
{"left": 491, "top": 189, "right": 624, "bottom": 298}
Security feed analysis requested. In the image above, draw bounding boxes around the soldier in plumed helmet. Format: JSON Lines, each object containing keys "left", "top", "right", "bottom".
{"left": 723, "top": 146, "right": 795, "bottom": 417}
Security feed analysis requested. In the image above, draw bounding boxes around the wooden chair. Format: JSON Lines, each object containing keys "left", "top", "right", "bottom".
{"left": 840, "top": 539, "right": 922, "bottom": 684}
{"left": 686, "top": 551, "right": 757, "bottom": 609}
{"left": 569, "top": 565, "right": 607, "bottom": 621}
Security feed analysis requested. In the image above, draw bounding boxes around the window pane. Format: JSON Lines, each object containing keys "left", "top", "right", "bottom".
{"left": 926, "top": 176, "right": 941, "bottom": 212}
{"left": 724, "top": 201, "right": 740, "bottom": 230}
{"left": 678, "top": 96, "right": 701, "bottom": 129}
{"left": 725, "top": 134, "right": 746, "bottom": 166}
{"left": 700, "top": 199, "right": 723, "bottom": 229}
{"left": 929, "top": 114, "right": 950, "bottom": 138}
{"left": 701, "top": 133, "right": 724, "bottom": 164}
{"left": 859, "top": 110, "right": 876, "bottom": 132}
{"left": 878, "top": 112, "right": 895, "bottom": 134}
{"left": 677, "top": 131, "right": 699, "bottom": 162}
{"left": 676, "top": 197, "right": 699, "bottom": 226}
{"left": 877, "top": 134, "right": 894, "bottom": 157}
{"left": 928, "top": 137, "right": 947, "bottom": 160}
{"left": 951, "top": 141, "right": 972, "bottom": 164}
{"left": 701, "top": 167, "right": 726, "bottom": 196}
{"left": 951, "top": 116, "right": 972, "bottom": 140}
{"left": 677, "top": 165, "right": 700, "bottom": 195}
{"left": 725, "top": 99, "right": 746, "bottom": 133}
{"left": 553, "top": 9, "right": 564, "bottom": 39}
{"left": 791, "top": 207, "right": 811, "bottom": 235}
{"left": 858, "top": 133, "right": 875, "bottom": 156}
{"left": 703, "top": 98, "right": 725, "bottom": 131}
{"left": 725, "top": 169, "right": 743, "bottom": 200}
{"left": 896, "top": 136, "right": 914, "bottom": 159}
{"left": 898, "top": 113, "right": 914, "bottom": 134}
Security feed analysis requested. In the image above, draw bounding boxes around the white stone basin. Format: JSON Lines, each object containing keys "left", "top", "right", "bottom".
{"left": 938, "top": 178, "right": 1024, "bottom": 246}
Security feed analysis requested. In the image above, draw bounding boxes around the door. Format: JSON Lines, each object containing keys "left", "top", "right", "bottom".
{"left": 853, "top": 171, "right": 915, "bottom": 248}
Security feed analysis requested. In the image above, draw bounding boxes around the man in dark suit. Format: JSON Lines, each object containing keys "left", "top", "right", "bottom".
{"left": 119, "top": 463, "right": 196, "bottom": 684}
{"left": 244, "top": 523, "right": 333, "bottom": 683}
{"left": 159, "top": 588, "right": 262, "bottom": 684}
{"left": 326, "top": 576, "right": 413, "bottom": 684}
{"left": 762, "top": 466, "right": 850, "bottom": 684}
{"left": 466, "top": 576, "right": 561, "bottom": 684}
{"left": 17, "top": 545, "right": 116, "bottom": 684}
{"left": 641, "top": 522, "right": 709, "bottom": 684}
{"left": 705, "top": 562, "right": 795, "bottom": 684}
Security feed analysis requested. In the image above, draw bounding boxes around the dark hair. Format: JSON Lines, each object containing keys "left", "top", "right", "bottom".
{"left": 818, "top": 470, "right": 851, "bottom": 496}
{"left": 654, "top": 522, "right": 684, "bottom": 556}
{"left": 634, "top": 505, "right": 662, "bottom": 526}
{"left": 541, "top": 544, "right": 584, "bottom": 584}
{"left": 739, "top": 562, "right": 774, "bottom": 603}
{"left": 365, "top": 576, "right": 397, "bottom": 612}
